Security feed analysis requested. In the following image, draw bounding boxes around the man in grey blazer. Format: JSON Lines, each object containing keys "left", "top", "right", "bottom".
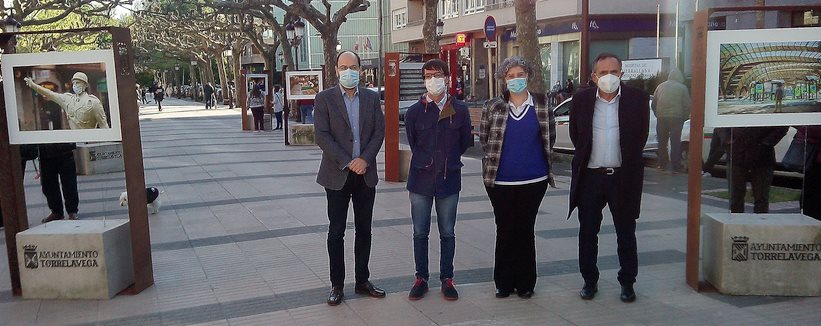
{"left": 314, "top": 51, "right": 386, "bottom": 305}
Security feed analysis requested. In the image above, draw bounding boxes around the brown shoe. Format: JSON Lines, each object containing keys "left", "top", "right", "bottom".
{"left": 41, "top": 213, "right": 64, "bottom": 223}
{"left": 67, "top": 213, "right": 79, "bottom": 220}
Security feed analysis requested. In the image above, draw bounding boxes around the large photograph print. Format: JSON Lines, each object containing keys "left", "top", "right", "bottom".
{"left": 705, "top": 27, "right": 821, "bottom": 128}
{"left": 285, "top": 71, "right": 322, "bottom": 100}
{"left": 2, "top": 50, "right": 122, "bottom": 144}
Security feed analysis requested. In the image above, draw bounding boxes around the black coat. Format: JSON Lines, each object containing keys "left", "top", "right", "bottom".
{"left": 717, "top": 127, "right": 788, "bottom": 168}
{"left": 568, "top": 84, "right": 650, "bottom": 220}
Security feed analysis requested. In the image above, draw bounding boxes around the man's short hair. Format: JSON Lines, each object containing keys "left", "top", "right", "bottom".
{"left": 335, "top": 51, "right": 361, "bottom": 67}
{"left": 592, "top": 53, "right": 622, "bottom": 71}
{"left": 422, "top": 59, "right": 450, "bottom": 76}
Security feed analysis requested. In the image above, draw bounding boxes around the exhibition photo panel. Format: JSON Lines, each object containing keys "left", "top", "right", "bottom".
{"left": 285, "top": 71, "right": 322, "bottom": 100}
{"left": 705, "top": 27, "right": 821, "bottom": 128}
{"left": 2, "top": 50, "right": 122, "bottom": 144}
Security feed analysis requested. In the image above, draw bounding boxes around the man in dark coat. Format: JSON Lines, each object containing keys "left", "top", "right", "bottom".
{"left": 717, "top": 127, "right": 788, "bottom": 213}
{"left": 568, "top": 53, "right": 650, "bottom": 303}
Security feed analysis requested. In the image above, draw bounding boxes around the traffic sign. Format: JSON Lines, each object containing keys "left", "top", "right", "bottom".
{"left": 484, "top": 16, "right": 497, "bottom": 40}
{"left": 483, "top": 41, "right": 498, "bottom": 49}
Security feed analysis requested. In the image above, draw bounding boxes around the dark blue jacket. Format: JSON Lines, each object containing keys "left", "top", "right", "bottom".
{"left": 405, "top": 95, "right": 473, "bottom": 197}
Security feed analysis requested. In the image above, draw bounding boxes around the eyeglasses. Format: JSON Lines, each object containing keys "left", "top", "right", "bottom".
{"left": 423, "top": 73, "right": 446, "bottom": 80}
{"left": 337, "top": 65, "right": 360, "bottom": 71}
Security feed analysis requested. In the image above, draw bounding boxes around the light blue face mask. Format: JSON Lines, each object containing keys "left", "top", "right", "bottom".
{"left": 72, "top": 85, "right": 84, "bottom": 95}
{"left": 339, "top": 69, "right": 360, "bottom": 89}
{"left": 506, "top": 77, "right": 527, "bottom": 94}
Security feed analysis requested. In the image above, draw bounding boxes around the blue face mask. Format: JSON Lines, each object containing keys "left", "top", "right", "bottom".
{"left": 506, "top": 77, "right": 527, "bottom": 94}
{"left": 72, "top": 85, "right": 84, "bottom": 95}
{"left": 338, "top": 69, "right": 360, "bottom": 89}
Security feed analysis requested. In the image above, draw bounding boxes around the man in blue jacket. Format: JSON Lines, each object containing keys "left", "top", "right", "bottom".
{"left": 404, "top": 59, "right": 473, "bottom": 301}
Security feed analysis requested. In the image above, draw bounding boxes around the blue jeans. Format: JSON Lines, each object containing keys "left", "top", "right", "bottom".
{"left": 300, "top": 105, "right": 313, "bottom": 123}
{"left": 409, "top": 192, "right": 459, "bottom": 280}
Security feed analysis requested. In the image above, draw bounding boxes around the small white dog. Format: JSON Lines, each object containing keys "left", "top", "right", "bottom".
{"left": 119, "top": 187, "right": 162, "bottom": 214}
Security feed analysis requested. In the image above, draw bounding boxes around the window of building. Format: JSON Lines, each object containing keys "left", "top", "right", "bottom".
{"left": 440, "top": 0, "right": 460, "bottom": 19}
{"left": 393, "top": 8, "right": 407, "bottom": 30}
{"left": 464, "top": 0, "right": 485, "bottom": 15}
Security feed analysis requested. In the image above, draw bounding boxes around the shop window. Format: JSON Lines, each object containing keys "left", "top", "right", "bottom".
{"left": 540, "top": 43, "right": 552, "bottom": 89}
{"left": 562, "top": 41, "right": 580, "bottom": 90}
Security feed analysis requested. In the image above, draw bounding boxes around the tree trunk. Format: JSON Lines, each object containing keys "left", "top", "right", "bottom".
{"left": 217, "top": 52, "right": 229, "bottom": 104}
{"left": 422, "top": 0, "right": 440, "bottom": 53}
{"left": 515, "top": 0, "right": 546, "bottom": 94}
{"left": 232, "top": 43, "right": 244, "bottom": 110}
{"left": 322, "top": 31, "right": 340, "bottom": 88}
{"left": 755, "top": 0, "right": 765, "bottom": 29}
{"left": 189, "top": 65, "right": 199, "bottom": 101}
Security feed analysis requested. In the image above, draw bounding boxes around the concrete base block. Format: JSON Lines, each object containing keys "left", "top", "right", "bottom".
{"left": 17, "top": 220, "right": 134, "bottom": 299}
{"left": 703, "top": 213, "right": 821, "bottom": 296}
{"left": 264, "top": 114, "right": 272, "bottom": 130}
{"left": 288, "top": 123, "right": 316, "bottom": 145}
{"left": 74, "top": 142, "right": 124, "bottom": 175}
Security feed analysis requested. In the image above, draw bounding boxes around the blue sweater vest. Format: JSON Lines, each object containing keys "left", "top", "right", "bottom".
{"left": 495, "top": 106, "right": 549, "bottom": 183}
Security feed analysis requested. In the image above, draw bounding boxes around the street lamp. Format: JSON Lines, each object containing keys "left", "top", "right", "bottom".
{"left": 336, "top": 42, "right": 342, "bottom": 52}
{"left": 285, "top": 19, "right": 305, "bottom": 69}
{"left": 0, "top": 15, "right": 21, "bottom": 53}
{"left": 436, "top": 19, "right": 444, "bottom": 37}
{"left": 2, "top": 16, "right": 20, "bottom": 33}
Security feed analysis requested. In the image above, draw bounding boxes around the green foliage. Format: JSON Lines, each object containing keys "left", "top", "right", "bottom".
{"left": 136, "top": 72, "right": 155, "bottom": 87}
{"left": 16, "top": 10, "right": 117, "bottom": 53}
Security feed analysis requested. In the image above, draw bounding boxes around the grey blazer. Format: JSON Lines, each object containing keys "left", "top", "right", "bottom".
{"left": 314, "top": 85, "right": 385, "bottom": 190}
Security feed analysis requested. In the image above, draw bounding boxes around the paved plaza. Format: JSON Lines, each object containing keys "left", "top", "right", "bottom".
{"left": 1, "top": 99, "right": 819, "bottom": 326}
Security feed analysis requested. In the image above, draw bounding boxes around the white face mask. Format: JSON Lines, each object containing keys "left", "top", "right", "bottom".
{"left": 425, "top": 77, "right": 447, "bottom": 96}
{"left": 596, "top": 74, "right": 621, "bottom": 94}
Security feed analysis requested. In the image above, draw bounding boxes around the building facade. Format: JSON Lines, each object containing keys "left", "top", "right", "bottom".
{"left": 390, "top": 0, "right": 820, "bottom": 101}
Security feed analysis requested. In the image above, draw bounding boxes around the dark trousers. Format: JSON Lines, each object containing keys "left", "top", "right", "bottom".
{"left": 251, "top": 107, "right": 264, "bottom": 130}
{"left": 325, "top": 171, "right": 376, "bottom": 287}
{"left": 157, "top": 100, "right": 162, "bottom": 111}
{"left": 40, "top": 154, "right": 79, "bottom": 216}
{"left": 729, "top": 163, "right": 773, "bottom": 213}
{"left": 485, "top": 180, "right": 548, "bottom": 292}
{"left": 274, "top": 112, "right": 283, "bottom": 128}
{"left": 801, "top": 162, "right": 821, "bottom": 220}
{"left": 577, "top": 171, "right": 638, "bottom": 286}
{"left": 656, "top": 117, "right": 685, "bottom": 170}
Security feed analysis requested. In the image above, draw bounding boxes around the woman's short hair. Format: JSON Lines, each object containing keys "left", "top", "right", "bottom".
{"left": 496, "top": 56, "right": 533, "bottom": 79}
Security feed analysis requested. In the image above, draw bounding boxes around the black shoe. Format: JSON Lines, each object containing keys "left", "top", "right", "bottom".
{"left": 327, "top": 286, "right": 343, "bottom": 306}
{"left": 441, "top": 278, "right": 458, "bottom": 301}
{"left": 408, "top": 277, "right": 428, "bottom": 301}
{"left": 517, "top": 289, "right": 534, "bottom": 299}
{"left": 579, "top": 283, "right": 597, "bottom": 300}
{"left": 355, "top": 281, "right": 386, "bottom": 298}
{"left": 620, "top": 285, "right": 636, "bottom": 303}
{"left": 41, "top": 213, "right": 64, "bottom": 223}
{"left": 495, "top": 288, "right": 512, "bottom": 298}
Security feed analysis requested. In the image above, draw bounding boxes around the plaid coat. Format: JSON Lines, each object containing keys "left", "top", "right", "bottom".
{"left": 480, "top": 91, "right": 556, "bottom": 188}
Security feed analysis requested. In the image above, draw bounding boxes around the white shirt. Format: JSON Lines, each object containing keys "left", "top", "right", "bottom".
{"left": 507, "top": 92, "right": 533, "bottom": 120}
{"left": 588, "top": 88, "right": 622, "bottom": 168}
{"left": 425, "top": 93, "right": 448, "bottom": 110}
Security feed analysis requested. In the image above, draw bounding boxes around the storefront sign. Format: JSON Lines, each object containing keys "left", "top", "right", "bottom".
{"left": 503, "top": 16, "right": 666, "bottom": 41}
{"left": 456, "top": 33, "right": 467, "bottom": 46}
{"left": 621, "top": 58, "right": 663, "bottom": 81}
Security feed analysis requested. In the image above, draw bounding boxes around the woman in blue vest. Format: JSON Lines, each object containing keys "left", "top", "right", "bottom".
{"left": 480, "top": 56, "right": 556, "bottom": 299}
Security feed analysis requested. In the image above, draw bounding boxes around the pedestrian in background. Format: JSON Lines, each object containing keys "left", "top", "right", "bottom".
{"left": 155, "top": 85, "right": 165, "bottom": 111}
{"left": 480, "top": 56, "right": 556, "bottom": 300}
{"left": 39, "top": 143, "right": 80, "bottom": 223}
{"left": 569, "top": 53, "right": 649, "bottom": 303}
{"left": 652, "top": 67, "right": 691, "bottom": 173}
{"left": 204, "top": 82, "right": 215, "bottom": 110}
{"left": 272, "top": 85, "right": 284, "bottom": 130}
{"left": 404, "top": 59, "right": 473, "bottom": 301}
{"left": 313, "top": 51, "right": 386, "bottom": 306}
{"left": 247, "top": 87, "right": 266, "bottom": 132}
{"left": 718, "top": 126, "right": 788, "bottom": 213}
